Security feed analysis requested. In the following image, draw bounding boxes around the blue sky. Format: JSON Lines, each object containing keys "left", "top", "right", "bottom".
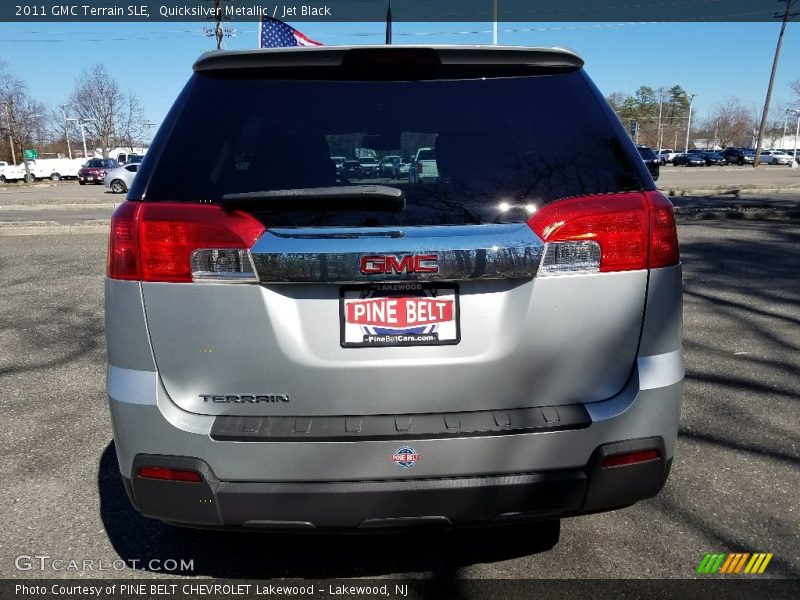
{"left": 1, "top": 20, "right": 798, "bottom": 132}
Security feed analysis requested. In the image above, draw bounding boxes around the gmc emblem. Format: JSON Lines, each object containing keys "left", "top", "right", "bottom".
{"left": 360, "top": 254, "right": 439, "bottom": 275}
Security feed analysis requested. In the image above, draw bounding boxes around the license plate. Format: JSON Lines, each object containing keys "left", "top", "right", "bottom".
{"left": 340, "top": 282, "right": 460, "bottom": 347}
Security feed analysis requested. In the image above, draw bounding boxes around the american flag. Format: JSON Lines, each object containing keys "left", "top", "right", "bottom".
{"left": 259, "top": 16, "right": 322, "bottom": 48}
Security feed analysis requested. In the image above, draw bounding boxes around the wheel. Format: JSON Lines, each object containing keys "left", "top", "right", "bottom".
{"left": 738, "top": 158, "right": 744, "bottom": 166}
{"left": 50, "top": 172, "right": 61, "bottom": 181}
{"left": 78, "top": 179, "right": 85, "bottom": 185}
{"left": 110, "top": 179, "right": 127, "bottom": 194}
{"left": 660, "top": 159, "right": 666, "bottom": 166}
{"left": 770, "top": 158, "right": 777, "bottom": 165}
{"left": 24, "top": 173, "right": 35, "bottom": 183}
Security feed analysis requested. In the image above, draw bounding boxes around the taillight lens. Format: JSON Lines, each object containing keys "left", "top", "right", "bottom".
{"left": 107, "top": 201, "right": 141, "bottom": 280}
{"left": 601, "top": 449, "right": 661, "bottom": 468}
{"left": 107, "top": 202, "right": 266, "bottom": 283}
{"left": 138, "top": 466, "right": 203, "bottom": 482}
{"left": 527, "top": 191, "right": 678, "bottom": 274}
{"left": 647, "top": 191, "right": 680, "bottom": 268}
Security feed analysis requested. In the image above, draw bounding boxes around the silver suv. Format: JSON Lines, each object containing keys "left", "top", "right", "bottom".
{"left": 106, "top": 46, "right": 682, "bottom": 531}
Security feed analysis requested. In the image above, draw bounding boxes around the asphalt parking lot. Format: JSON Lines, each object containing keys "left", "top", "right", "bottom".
{"left": 0, "top": 175, "right": 798, "bottom": 580}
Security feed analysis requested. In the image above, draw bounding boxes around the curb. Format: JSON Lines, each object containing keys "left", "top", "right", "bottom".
{"left": 0, "top": 222, "right": 109, "bottom": 236}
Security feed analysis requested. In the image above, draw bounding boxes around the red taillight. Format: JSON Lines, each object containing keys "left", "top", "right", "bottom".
{"left": 106, "top": 202, "right": 266, "bottom": 282}
{"left": 527, "top": 191, "right": 679, "bottom": 272}
{"left": 107, "top": 201, "right": 141, "bottom": 280}
{"left": 416, "top": 162, "right": 423, "bottom": 174}
{"left": 647, "top": 191, "right": 680, "bottom": 268}
{"left": 138, "top": 466, "right": 203, "bottom": 482}
{"left": 601, "top": 449, "right": 661, "bottom": 468}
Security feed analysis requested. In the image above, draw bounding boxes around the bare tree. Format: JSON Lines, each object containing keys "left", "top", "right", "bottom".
{"left": 706, "top": 99, "right": 751, "bottom": 148}
{"left": 68, "top": 64, "right": 143, "bottom": 158}
{"left": 118, "top": 94, "right": 145, "bottom": 151}
{"left": 0, "top": 60, "right": 46, "bottom": 176}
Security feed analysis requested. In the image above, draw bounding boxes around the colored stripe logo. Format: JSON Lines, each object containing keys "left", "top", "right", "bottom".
{"left": 697, "top": 552, "right": 773, "bottom": 574}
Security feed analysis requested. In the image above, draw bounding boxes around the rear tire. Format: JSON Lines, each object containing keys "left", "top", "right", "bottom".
{"left": 50, "top": 172, "right": 61, "bottom": 181}
{"left": 25, "top": 173, "right": 35, "bottom": 183}
{"left": 110, "top": 179, "right": 127, "bottom": 194}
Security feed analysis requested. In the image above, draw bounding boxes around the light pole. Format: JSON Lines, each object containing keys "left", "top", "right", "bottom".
{"left": 792, "top": 109, "right": 800, "bottom": 169}
{"left": 61, "top": 104, "right": 72, "bottom": 159}
{"left": 656, "top": 88, "right": 665, "bottom": 151}
{"left": 67, "top": 118, "right": 95, "bottom": 158}
{"left": 684, "top": 93, "right": 696, "bottom": 153}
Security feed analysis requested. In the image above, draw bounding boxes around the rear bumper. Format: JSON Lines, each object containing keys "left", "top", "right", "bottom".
{"left": 109, "top": 369, "right": 682, "bottom": 529}
{"left": 125, "top": 438, "right": 671, "bottom": 529}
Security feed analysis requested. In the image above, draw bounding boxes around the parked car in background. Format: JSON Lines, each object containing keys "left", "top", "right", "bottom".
{"left": 721, "top": 148, "right": 755, "bottom": 166}
{"left": 331, "top": 156, "right": 346, "bottom": 175}
{"left": 655, "top": 149, "right": 677, "bottom": 165}
{"left": 694, "top": 151, "right": 726, "bottom": 166}
{"left": 104, "top": 162, "right": 141, "bottom": 194}
{"left": 358, "top": 156, "right": 380, "bottom": 178}
{"left": 122, "top": 153, "right": 146, "bottom": 165}
{"left": 409, "top": 147, "right": 439, "bottom": 183}
{"left": 396, "top": 157, "right": 412, "bottom": 178}
{"left": 342, "top": 159, "right": 362, "bottom": 179}
{"left": 759, "top": 150, "right": 793, "bottom": 165}
{"left": 78, "top": 158, "right": 119, "bottom": 185}
{"left": 672, "top": 153, "right": 707, "bottom": 167}
{"left": 380, "top": 155, "right": 402, "bottom": 178}
{"left": 635, "top": 145, "right": 660, "bottom": 180}
{"left": 0, "top": 158, "right": 84, "bottom": 182}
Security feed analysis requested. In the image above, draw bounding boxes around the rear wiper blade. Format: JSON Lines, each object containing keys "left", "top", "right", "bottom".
{"left": 219, "top": 185, "right": 405, "bottom": 212}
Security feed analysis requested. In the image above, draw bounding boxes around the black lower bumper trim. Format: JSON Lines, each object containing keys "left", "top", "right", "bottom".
{"left": 128, "top": 437, "right": 670, "bottom": 529}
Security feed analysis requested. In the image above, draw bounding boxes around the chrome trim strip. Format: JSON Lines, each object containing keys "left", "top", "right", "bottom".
{"left": 107, "top": 365, "right": 157, "bottom": 405}
{"left": 637, "top": 349, "right": 684, "bottom": 391}
{"left": 250, "top": 223, "right": 543, "bottom": 283}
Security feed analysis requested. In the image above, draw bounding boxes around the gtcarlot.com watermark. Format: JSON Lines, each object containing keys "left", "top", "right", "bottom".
{"left": 15, "top": 554, "right": 194, "bottom": 572}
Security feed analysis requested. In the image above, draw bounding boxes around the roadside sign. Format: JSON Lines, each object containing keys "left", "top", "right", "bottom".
{"left": 630, "top": 122, "right": 638, "bottom": 136}
{"left": 23, "top": 149, "right": 38, "bottom": 160}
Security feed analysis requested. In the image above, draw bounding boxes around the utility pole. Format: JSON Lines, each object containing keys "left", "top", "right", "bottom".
{"left": 684, "top": 93, "right": 696, "bottom": 153}
{"left": 656, "top": 88, "right": 665, "bottom": 151}
{"left": 68, "top": 118, "right": 94, "bottom": 158}
{"left": 142, "top": 120, "right": 155, "bottom": 143}
{"left": 792, "top": 109, "right": 800, "bottom": 168}
{"left": 61, "top": 104, "right": 72, "bottom": 159}
{"left": 4, "top": 103, "right": 16, "bottom": 164}
{"left": 754, "top": 0, "right": 798, "bottom": 167}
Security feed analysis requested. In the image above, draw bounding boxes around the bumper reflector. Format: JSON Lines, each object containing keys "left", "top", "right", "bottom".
{"left": 138, "top": 466, "right": 203, "bottom": 482}
{"left": 600, "top": 449, "right": 660, "bottom": 469}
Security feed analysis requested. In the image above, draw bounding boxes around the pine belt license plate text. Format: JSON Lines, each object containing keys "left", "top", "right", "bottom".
{"left": 340, "top": 283, "right": 460, "bottom": 347}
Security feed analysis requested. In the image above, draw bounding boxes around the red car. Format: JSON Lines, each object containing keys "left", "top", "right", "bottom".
{"left": 78, "top": 158, "right": 119, "bottom": 185}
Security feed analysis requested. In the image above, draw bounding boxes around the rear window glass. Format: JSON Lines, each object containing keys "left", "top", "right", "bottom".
{"left": 135, "top": 70, "right": 647, "bottom": 227}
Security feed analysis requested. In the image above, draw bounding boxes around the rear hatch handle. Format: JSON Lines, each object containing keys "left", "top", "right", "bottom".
{"left": 220, "top": 185, "right": 405, "bottom": 212}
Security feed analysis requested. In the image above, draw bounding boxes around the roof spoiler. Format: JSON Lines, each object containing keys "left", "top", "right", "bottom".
{"left": 193, "top": 45, "right": 584, "bottom": 73}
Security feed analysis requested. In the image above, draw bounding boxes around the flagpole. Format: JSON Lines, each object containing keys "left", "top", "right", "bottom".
{"left": 385, "top": 0, "right": 392, "bottom": 45}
